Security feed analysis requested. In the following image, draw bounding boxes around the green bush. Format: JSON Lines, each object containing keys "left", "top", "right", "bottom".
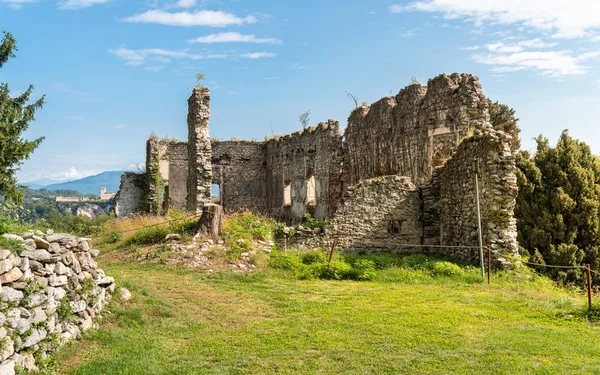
{"left": 302, "top": 213, "right": 328, "bottom": 229}
{"left": 0, "top": 214, "right": 13, "bottom": 235}
{"left": 400, "top": 254, "right": 432, "bottom": 269}
{"left": 269, "top": 250, "right": 303, "bottom": 271}
{"left": 431, "top": 261, "right": 464, "bottom": 277}
{"left": 124, "top": 226, "right": 171, "bottom": 247}
{"left": 313, "top": 261, "right": 353, "bottom": 280}
{"left": 301, "top": 250, "right": 327, "bottom": 265}
{"left": 345, "top": 259, "right": 377, "bottom": 281}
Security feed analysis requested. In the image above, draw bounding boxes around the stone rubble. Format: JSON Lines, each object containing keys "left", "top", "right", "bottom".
{"left": 0, "top": 231, "right": 123, "bottom": 374}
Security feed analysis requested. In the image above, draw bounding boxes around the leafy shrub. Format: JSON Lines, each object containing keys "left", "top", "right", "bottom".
{"left": 0, "top": 214, "right": 13, "bottom": 235}
{"left": 431, "top": 261, "right": 464, "bottom": 277}
{"left": 345, "top": 259, "right": 377, "bottom": 280}
{"left": 0, "top": 237, "right": 24, "bottom": 253}
{"left": 343, "top": 252, "right": 402, "bottom": 270}
{"left": 269, "top": 250, "right": 303, "bottom": 271}
{"left": 123, "top": 226, "right": 171, "bottom": 247}
{"left": 400, "top": 254, "right": 432, "bottom": 269}
{"left": 313, "top": 261, "right": 353, "bottom": 280}
{"left": 302, "top": 213, "right": 328, "bottom": 229}
{"left": 301, "top": 250, "right": 327, "bottom": 265}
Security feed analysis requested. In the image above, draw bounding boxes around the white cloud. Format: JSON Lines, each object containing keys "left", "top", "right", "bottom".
{"left": 472, "top": 48, "right": 600, "bottom": 76}
{"left": 57, "top": 0, "right": 110, "bottom": 9}
{"left": 176, "top": 0, "right": 196, "bottom": 8}
{"left": 61, "top": 114, "right": 85, "bottom": 121}
{"left": 114, "top": 124, "right": 126, "bottom": 129}
{"left": 240, "top": 52, "right": 276, "bottom": 59}
{"left": 188, "top": 32, "right": 282, "bottom": 44}
{"left": 122, "top": 10, "right": 257, "bottom": 27}
{"left": 389, "top": 1, "right": 600, "bottom": 39}
{"left": 0, "top": 0, "right": 37, "bottom": 9}
{"left": 108, "top": 47, "right": 227, "bottom": 67}
{"left": 459, "top": 45, "right": 480, "bottom": 51}
{"left": 58, "top": 167, "right": 98, "bottom": 181}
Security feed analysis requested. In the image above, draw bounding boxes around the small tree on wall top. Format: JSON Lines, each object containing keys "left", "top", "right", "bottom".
{"left": 0, "top": 31, "right": 45, "bottom": 204}
{"left": 195, "top": 73, "right": 205, "bottom": 89}
{"left": 299, "top": 109, "right": 311, "bottom": 130}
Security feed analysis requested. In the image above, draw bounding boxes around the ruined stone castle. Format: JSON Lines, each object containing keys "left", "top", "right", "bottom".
{"left": 114, "top": 73, "right": 519, "bottom": 261}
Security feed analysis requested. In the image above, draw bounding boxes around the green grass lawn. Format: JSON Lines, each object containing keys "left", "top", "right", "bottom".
{"left": 55, "top": 260, "right": 600, "bottom": 375}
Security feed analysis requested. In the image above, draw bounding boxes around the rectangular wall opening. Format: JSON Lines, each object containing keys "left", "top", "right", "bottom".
{"left": 212, "top": 184, "right": 221, "bottom": 204}
{"left": 306, "top": 175, "right": 316, "bottom": 206}
{"left": 283, "top": 181, "right": 292, "bottom": 206}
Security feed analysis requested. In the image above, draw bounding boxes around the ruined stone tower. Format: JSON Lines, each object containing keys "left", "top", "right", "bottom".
{"left": 187, "top": 87, "right": 213, "bottom": 212}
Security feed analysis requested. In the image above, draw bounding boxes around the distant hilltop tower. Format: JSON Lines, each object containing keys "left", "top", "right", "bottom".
{"left": 100, "top": 187, "right": 116, "bottom": 201}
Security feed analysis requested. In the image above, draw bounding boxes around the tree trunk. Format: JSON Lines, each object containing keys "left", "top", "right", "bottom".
{"left": 196, "top": 203, "right": 223, "bottom": 237}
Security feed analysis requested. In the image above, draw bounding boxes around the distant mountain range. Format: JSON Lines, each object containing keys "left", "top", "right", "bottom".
{"left": 23, "top": 171, "right": 126, "bottom": 195}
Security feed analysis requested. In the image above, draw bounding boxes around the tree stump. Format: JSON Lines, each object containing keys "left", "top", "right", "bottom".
{"left": 196, "top": 203, "right": 223, "bottom": 237}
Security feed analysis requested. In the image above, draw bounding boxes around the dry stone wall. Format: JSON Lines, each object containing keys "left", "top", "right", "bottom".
{"left": 327, "top": 176, "right": 423, "bottom": 253}
{"left": 211, "top": 141, "right": 267, "bottom": 213}
{"left": 0, "top": 231, "right": 119, "bottom": 374}
{"left": 114, "top": 172, "right": 146, "bottom": 217}
{"left": 187, "top": 87, "right": 213, "bottom": 213}
{"left": 265, "top": 120, "right": 343, "bottom": 223}
{"left": 344, "top": 73, "right": 489, "bottom": 187}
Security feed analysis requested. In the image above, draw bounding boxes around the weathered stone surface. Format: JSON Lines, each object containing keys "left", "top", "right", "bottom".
{"left": 0, "top": 359, "right": 15, "bottom": 375}
{"left": 32, "top": 236, "right": 50, "bottom": 250}
{"left": 20, "top": 250, "right": 53, "bottom": 263}
{"left": 187, "top": 86, "right": 213, "bottom": 212}
{"left": 328, "top": 176, "right": 423, "bottom": 252}
{"left": 0, "top": 268, "right": 23, "bottom": 284}
{"left": 114, "top": 172, "right": 147, "bottom": 217}
{"left": 20, "top": 329, "right": 46, "bottom": 350}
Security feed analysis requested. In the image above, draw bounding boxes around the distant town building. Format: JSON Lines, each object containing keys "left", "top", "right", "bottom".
{"left": 55, "top": 196, "right": 89, "bottom": 203}
{"left": 100, "top": 187, "right": 116, "bottom": 201}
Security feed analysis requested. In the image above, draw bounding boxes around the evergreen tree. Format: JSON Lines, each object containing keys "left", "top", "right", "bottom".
{"left": 488, "top": 99, "right": 521, "bottom": 152}
{"left": 516, "top": 131, "right": 600, "bottom": 284}
{"left": 0, "top": 31, "right": 45, "bottom": 204}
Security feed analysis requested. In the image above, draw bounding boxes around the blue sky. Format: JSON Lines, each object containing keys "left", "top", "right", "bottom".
{"left": 1, "top": 0, "right": 600, "bottom": 183}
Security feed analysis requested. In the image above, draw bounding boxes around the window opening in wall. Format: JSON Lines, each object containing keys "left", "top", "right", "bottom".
{"left": 283, "top": 181, "right": 292, "bottom": 206}
{"left": 212, "top": 184, "right": 221, "bottom": 204}
{"left": 306, "top": 174, "right": 316, "bottom": 206}
{"left": 388, "top": 220, "right": 402, "bottom": 234}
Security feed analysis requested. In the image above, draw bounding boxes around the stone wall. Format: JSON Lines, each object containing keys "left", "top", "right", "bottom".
{"left": 344, "top": 73, "right": 489, "bottom": 187}
{"left": 0, "top": 231, "right": 118, "bottom": 373}
{"left": 327, "top": 176, "right": 423, "bottom": 253}
{"left": 167, "top": 142, "right": 189, "bottom": 211}
{"left": 187, "top": 87, "right": 213, "bottom": 213}
{"left": 114, "top": 172, "right": 146, "bottom": 217}
{"left": 211, "top": 141, "right": 267, "bottom": 213}
{"left": 265, "top": 120, "right": 343, "bottom": 223}
{"left": 422, "top": 124, "right": 519, "bottom": 260}
{"left": 145, "top": 139, "right": 170, "bottom": 214}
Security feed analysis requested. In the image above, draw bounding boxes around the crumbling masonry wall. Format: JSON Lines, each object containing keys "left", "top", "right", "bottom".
{"left": 211, "top": 141, "right": 267, "bottom": 213}
{"left": 265, "top": 120, "right": 343, "bottom": 222}
{"left": 167, "top": 141, "right": 189, "bottom": 211}
{"left": 327, "top": 176, "right": 423, "bottom": 252}
{"left": 421, "top": 125, "right": 519, "bottom": 260}
{"left": 187, "top": 87, "right": 213, "bottom": 213}
{"left": 114, "top": 73, "right": 519, "bottom": 263}
{"left": 344, "top": 73, "right": 489, "bottom": 187}
{"left": 114, "top": 172, "right": 146, "bottom": 217}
